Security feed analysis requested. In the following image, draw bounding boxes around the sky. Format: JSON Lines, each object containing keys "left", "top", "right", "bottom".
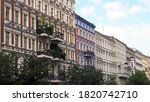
{"left": 75, "top": 0, "right": 150, "bottom": 56}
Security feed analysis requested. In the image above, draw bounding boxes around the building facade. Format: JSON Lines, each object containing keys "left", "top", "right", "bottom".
{"left": 1, "top": 0, "right": 76, "bottom": 60}
{"left": 95, "top": 31, "right": 116, "bottom": 77}
{"left": 75, "top": 14, "right": 95, "bottom": 67}
{"left": 134, "top": 49, "right": 143, "bottom": 71}
{"left": 112, "top": 38, "right": 129, "bottom": 84}
{"left": 146, "top": 56, "right": 150, "bottom": 79}
{"left": 142, "top": 54, "right": 148, "bottom": 71}
{"left": 126, "top": 47, "right": 136, "bottom": 75}
{"left": 1, "top": 0, "right": 76, "bottom": 82}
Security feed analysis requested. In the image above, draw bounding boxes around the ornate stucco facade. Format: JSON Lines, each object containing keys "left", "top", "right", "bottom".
{"left": 75, "top": 14, "right": 95, "bottom": 67}
{"left": 95, "top": 31, "right": 116, "bottom": 77}
{"left": 1, "top": 0, "right": 76, "bottom": 83}
{"left": 1, "top": 0, "right": 76, "bottom": 62}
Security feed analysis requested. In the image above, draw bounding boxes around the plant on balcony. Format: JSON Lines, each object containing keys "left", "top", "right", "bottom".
{"left": 36, "top": 16, "right": 54, "bottom": 36}
{"left": 50, "top": 43, "right": 66, "bottom": 60}
{"left": 44, "top": 49, "right": 53, "bottom": 56}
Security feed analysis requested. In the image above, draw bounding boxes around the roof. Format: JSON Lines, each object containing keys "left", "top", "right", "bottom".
{"left": 95, "top": 30, "right": 114, "bottom": 42}
{"left": 75, "top": 14, "right": 96, "bottom": 29}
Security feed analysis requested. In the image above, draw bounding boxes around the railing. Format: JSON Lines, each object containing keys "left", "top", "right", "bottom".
{"left": 84, "top": 50, "right": 95, "bottom": 57}
{"left": 53, "top": 32, "right": 64, "bottom": 39}
{"left": 2, "top": 44, "right": 35, "bottom": 55}
{"left": 51, "top": 32, "right": 64, "bottom": 42}
{"left": 118, "top": 72, "right": 130, "bottom": 78}
{"left": 37, "top": 49, "right": 53, "bottom": 59}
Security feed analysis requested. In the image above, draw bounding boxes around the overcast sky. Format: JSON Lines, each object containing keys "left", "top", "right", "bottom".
{"left": 75, "top": 0, "right": 150, "bottom": 56}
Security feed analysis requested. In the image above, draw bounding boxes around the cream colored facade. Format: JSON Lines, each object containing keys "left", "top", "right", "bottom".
{"left": 2, "top": 0, "right": 76, "bottom": 63}
{"left": 95, "top": 31, "right": 116, "bottom": 77}
{"left": 133, "top": 49, "right": 143, "bottom": 71}
{"left": 112, "top": 38, "right": 129, "bottom": 84}
{"left": 142, "top": 54, "right": 148, "bottom": 71}
{"left": 146, "top": 57, "right": 150, "bottom": 79}
{"left": 126, "top": 47, "right": 135, "bottom": 75}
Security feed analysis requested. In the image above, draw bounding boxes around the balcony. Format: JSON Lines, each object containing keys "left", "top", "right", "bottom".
{"left": 36, "top": 17, "right": 53, "bottom": 39}
{"left": 67, "top": 42, "right": 75, "bottom": 48}
{"left": 37, "top": 27, "right": 53, "bottom": 39}
{"left": 118, "top": 72, "right": 130, "bottom": 78}
{"left": 2, "top": 44, "right": 35, "bottom": 55}
{"left": 84, "top": 50, "right": 95, "bottom": 57}
{"left": 37, "top": 49, "right": 53, "bottom": 59}
{"left": 50, "top": 43, "right": 66, "bottom": 61}
{"left": 51, "top": 32, "right": 64, "bottom": 43}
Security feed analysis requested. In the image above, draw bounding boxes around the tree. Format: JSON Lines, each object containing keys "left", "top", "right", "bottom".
{"left": 105, "top": 75, "right": 117, "bottom": 85}
{"left": 17, "top": 55, "right": 51, "bottom": 85}
{"left": 64, "top": 65, "right": 104, "bottom": 85}
{"left": 128, "top": 70, "right": 150, "bottom": 85}
{"left": 0, "top": 52, "right": 19, "bottom": 84}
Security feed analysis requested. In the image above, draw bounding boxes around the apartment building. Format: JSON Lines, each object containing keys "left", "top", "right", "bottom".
{"left": 1, "top": 0, "right": 37, "bottom": 55}
{"left": 112, "top": 37, "right": 129, "bottom": 84}
{"left": 1, "top": 0, "right": 76, "bottom": 60}
{"left": 95, "top": 31, "right": 116, "bottom": 77}
{"left": 133, "top": 49, "right": 143, "bottom": 71}
{"left": 146, "top": 56, "right": 150, "bottom": 79}
{"left": 1, "top": 0, "right": 76, "bottom": 82}
{"left": 126, "top": 46, "right": 135, "bottom": 75}
{"left": 142, "top": 54, "right": 148, "bottom": 71}
{"left": 75, "top": 14, "right": 96, "bottom": 67}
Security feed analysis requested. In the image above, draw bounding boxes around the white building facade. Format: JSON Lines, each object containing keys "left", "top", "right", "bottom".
{"left": 112, "top": 37, "right": 129, "bottom": 85}
{"left": 133, "top": 49, "right": 143, "bottom": 71}
{"left": 95, "top": 31, "right": 116, "bottom": 78}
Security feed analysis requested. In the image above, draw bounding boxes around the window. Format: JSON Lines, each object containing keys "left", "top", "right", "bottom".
{"left": 131, "top": 62, "right": 134, "bottom": 67}
{"left": 68, "top": 50, "right": 70, "bottom": 59}
{"left": 73, "top": 51, "right": 74, "bottom": 60}
{"left": 70, "top": 34, "right": 73, "bottom": 43}
{"left": 45, "top": 5, "right": 47, "bottom": 14}
{"left": 32, "top": 39, "right": 35, "bottom": 50}
{"left": 77, "top": 42, "right": 79, "bottom": 49}
{"left": 80, "top": 43, "right": 82, "bottom": 51}
{"left": 31, "top": 17, "right": 35, "bottom": 29}
{"left": 24, "top": 37, "right": 27, "bottom": 49}
{"left": 31, "top": 0, "right": 34, "bottom": 7}
{"left": 5, "top": 7, "right": 10, "bottom": 20}
{"left": 62, "top": 13, "right": 64, "bottom": 21}
{"left": 39, "top": 41, "right": 42, "bottom": 49}
{"left": 67, "top": 33, "right": 70, "bottom": 42}
{"left": 67, "top": 16, "right": 69, "bottom": 24}
{"left": 81, "top": 58, "right": 83, "bottom": 65}
{"left": 78, "top": 57, "right": 80, "bottom": 64}
{"left": 51, "top": 8, "right": 53, "bottom": 16}
{"left": 24, "top": 14, "right": 27, "bottom": 27}
{"left": 38, "top": 1, "right": 41, "bottom": 11}
{"left": 57, "top": 11, "right": 59, "bottom": 19}
{"left": 15, "top": 10, "right": 19, "bottom": 23}
{"left": 15, "top": 34, "right": 19, "bottom": 47}
{"left": 80, "top": 30, "right": 82, "bottom": 36}
{"left": 5, "top": 31, "right": 9, "bottom": 45}
{"left": 29, "top": 38, "right": 31, "bottom": 49}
